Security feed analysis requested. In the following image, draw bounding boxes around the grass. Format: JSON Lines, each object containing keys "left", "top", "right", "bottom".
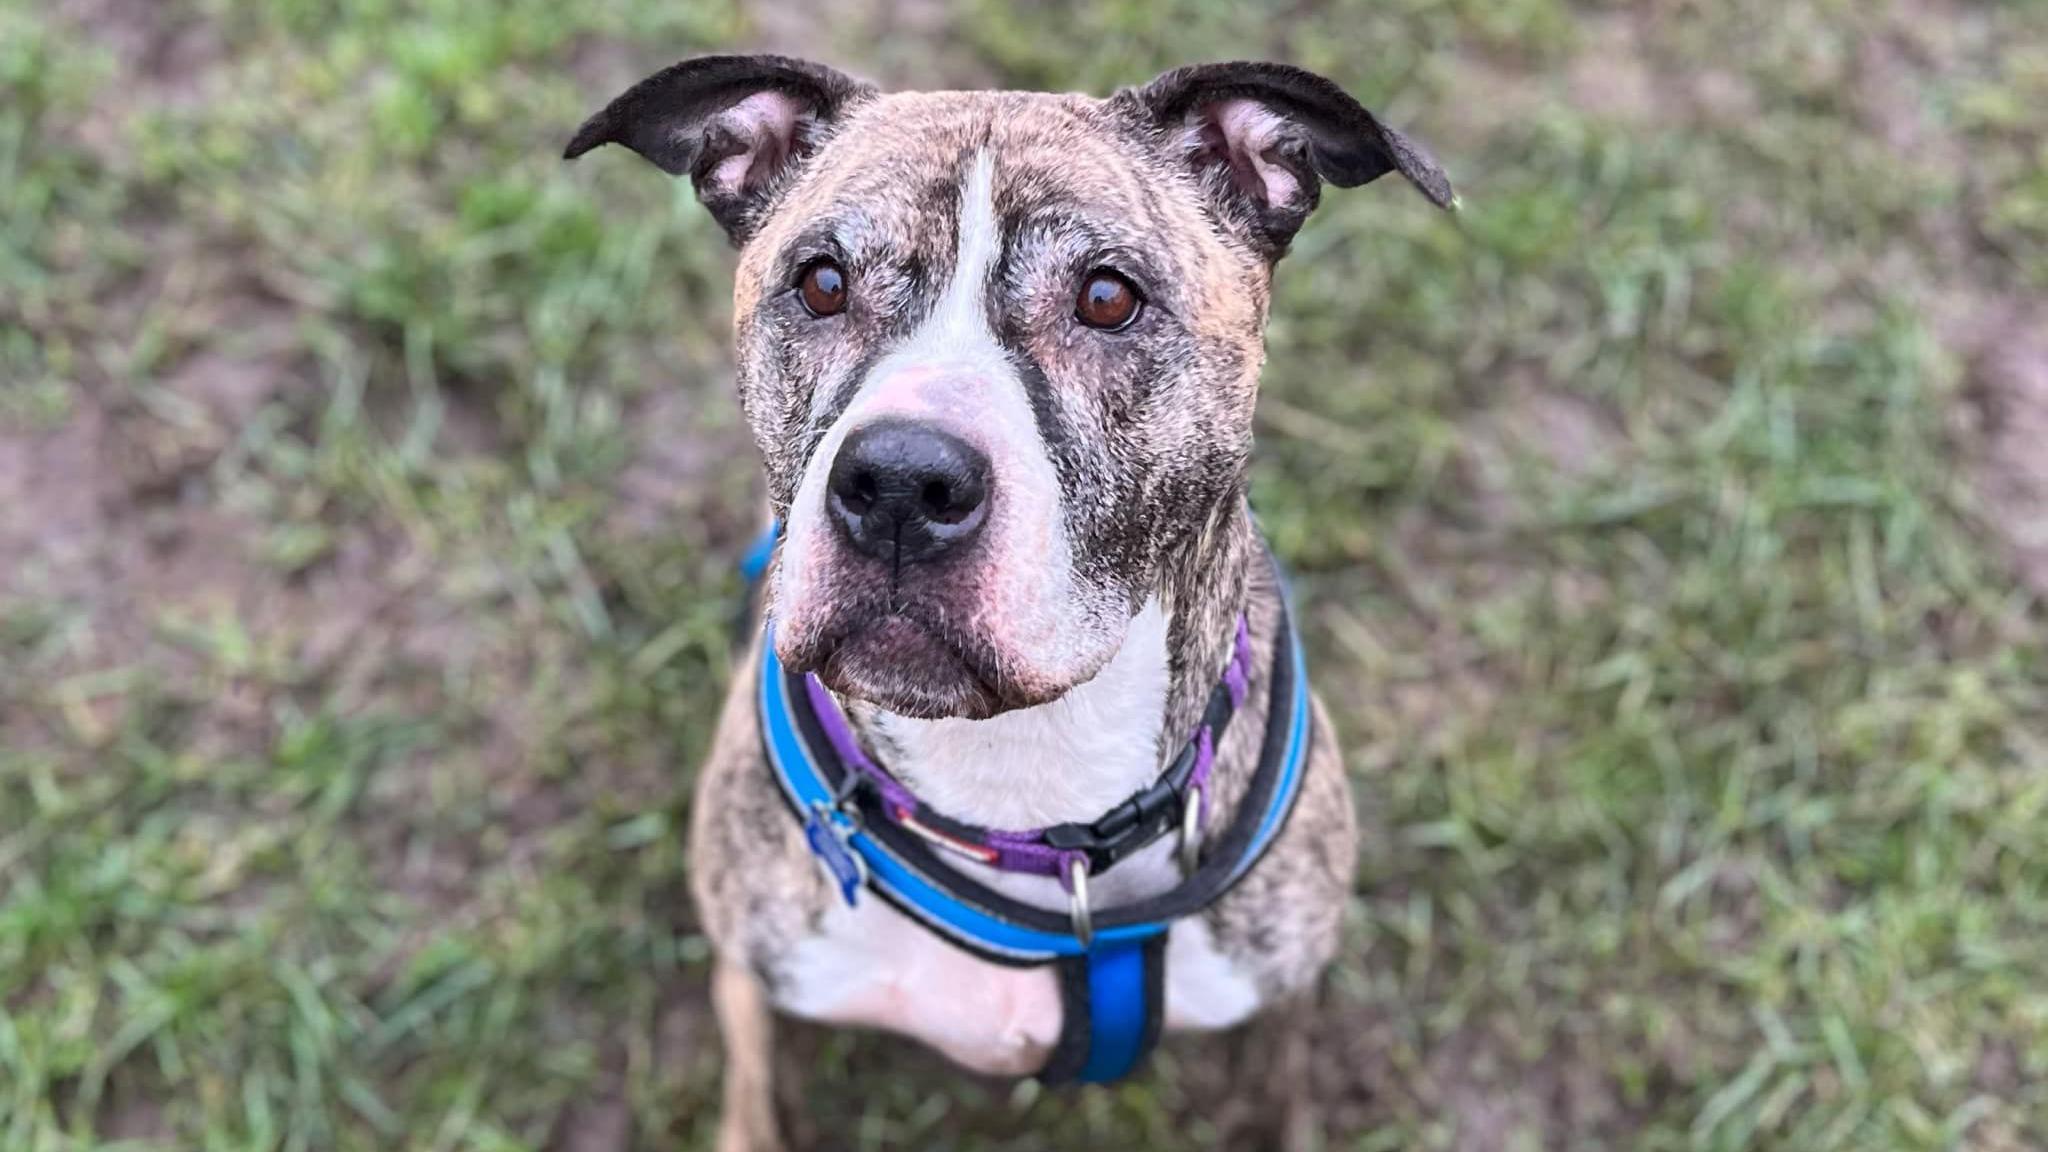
{"left": 3, "top": 0, "right": 2047, "bottom": 1148}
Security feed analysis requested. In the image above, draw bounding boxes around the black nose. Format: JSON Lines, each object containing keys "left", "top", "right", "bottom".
{"left": 827, "top": 420, "right": 991, "bottom": 566}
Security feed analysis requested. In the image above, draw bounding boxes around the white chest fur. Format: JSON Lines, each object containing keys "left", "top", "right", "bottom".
{"left": 878, "top": 597, "right": 1173, "bottom": 835}
{"left": 770, "top": 598, "right": 1262, "bottom": 1071}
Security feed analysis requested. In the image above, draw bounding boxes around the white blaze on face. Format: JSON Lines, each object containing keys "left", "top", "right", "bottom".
{"left": 776, "top": 150, "right": 1115, "bottom": 688}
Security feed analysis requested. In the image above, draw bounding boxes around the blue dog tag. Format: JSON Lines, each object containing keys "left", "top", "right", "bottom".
{"left": 804, "top": 803, "right": 866, "bottom": 907}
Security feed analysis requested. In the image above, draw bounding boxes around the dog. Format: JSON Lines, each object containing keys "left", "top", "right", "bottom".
{"left": 565, "top": 55, "right": 1453, "bottom": 1150}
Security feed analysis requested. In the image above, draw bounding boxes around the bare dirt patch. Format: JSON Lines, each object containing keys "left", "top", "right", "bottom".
{"left": 94, "top": 1084, "right": 171, "bottom": 1143}
{"left": 1566, "top": 13, "right": 1659, "bottom": 127}
{"left": 549, "top": 1078, "right": 634, "bottom": 1152}
{"left": 607, "top": 382, "right": 758, "bottom": 545}
{"left": 1291, "top": 999, "right": 1660, "bottom": 1150}
{"left": 739, "top": 0, "right": 992, "bottom": 88}
{"left": 1440, "top": 9, "right": 1757, "bottom": 145}
{"left": 1954, "top": 306, "right": 2048, "bottom": 596}
{"left": 55, "top": 0, "right": 225, "bottom": 159}
{"left": 0, "top": 403, "right": 108, "bottom": 602}
{"left": 56, "top": 0, "right": 219, "bottom": 87}
{"left": 1465, "top": 373, "right": 1628, "bottom": 509}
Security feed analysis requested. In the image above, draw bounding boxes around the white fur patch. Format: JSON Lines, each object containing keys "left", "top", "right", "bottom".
{"left": 877, "top": 596, "right": 1170, "bottom": 831}
{"left": 925, "top": 148, "right": 1005, "bottom": 355}
{"left": 778, "top": 895, "right": 1064, "bottom": 1076}
{"left": 1164, "top": 916, "right": 1262, "bottom": 1030}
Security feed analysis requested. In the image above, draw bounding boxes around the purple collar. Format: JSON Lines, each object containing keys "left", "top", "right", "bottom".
{"left": 800, "top": 615, "right": 1256, "bottom": 887}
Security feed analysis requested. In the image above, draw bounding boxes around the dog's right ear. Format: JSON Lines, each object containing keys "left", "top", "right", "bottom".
{"left": 564, "top": 54, "right": 874, "bottom": 245}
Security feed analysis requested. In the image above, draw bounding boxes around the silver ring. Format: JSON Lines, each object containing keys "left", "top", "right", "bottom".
{"left": 1179, "top": 791, "right": 1204, "bottom": 875}
{"left": 1066, "top": 857, "right": 1093, "bottom": 947}
{"left": 829, "top": 776, "right": 866, "bottom": 829}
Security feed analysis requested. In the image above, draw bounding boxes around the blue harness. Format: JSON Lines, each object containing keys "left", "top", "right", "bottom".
{"left": 747, "top": 527, "right": 1313, "bottom": 1083}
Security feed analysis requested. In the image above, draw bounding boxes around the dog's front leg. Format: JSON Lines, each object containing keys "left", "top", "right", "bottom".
{"left": 1213, "top": 992, "right": 1322, "bottom": 1152}
{"left": 1257, "top": 993, "right": 1322, "bottom": 1152}
{"left": 712, "top": 960, "right": 784, "bottom": 1152}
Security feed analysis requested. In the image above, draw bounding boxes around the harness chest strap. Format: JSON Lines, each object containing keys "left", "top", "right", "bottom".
{"left": 1040, "top": 933, "right": 1168, "bottom": 1083}
{"left": 754, "top": 545, "right": 1313, "bottom": 1084}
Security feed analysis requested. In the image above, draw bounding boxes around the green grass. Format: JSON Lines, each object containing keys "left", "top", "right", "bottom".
{"left": 4, "top": 0, "right": 2047, "bottom": 1148}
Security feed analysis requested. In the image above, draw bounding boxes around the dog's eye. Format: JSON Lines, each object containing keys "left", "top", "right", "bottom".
{"left": 798, "top": 260, "right": 848, "bottom": 317}
{"left": 1075, "top": 269, "right": 1142, "bottom": 331}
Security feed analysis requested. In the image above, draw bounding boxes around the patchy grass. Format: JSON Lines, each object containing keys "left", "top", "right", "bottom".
{"left": 4, "top": 0, "right": 2047, "bottom": 1149}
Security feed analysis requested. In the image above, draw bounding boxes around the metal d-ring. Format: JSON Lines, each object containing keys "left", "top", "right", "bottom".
{"left": 1178, "top": 789, "right": 1205, "bottom": 876}
{"left": 1066, "top": 856, "right": 1094, "bottom": 947}
{"left": 829, "top": 772, "right": 867, "bottom": 827}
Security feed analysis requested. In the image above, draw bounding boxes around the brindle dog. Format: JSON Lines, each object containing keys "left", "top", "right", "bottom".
{"left": 566, "top": 56, "right": 1453, "bottom": 1151}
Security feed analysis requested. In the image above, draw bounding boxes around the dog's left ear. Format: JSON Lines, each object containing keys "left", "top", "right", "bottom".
{"left": 1129, "top": 62, "right": 1455, "bottom": 257}
{"left": 564, "top": 54, "right": 875, "bottom": 244}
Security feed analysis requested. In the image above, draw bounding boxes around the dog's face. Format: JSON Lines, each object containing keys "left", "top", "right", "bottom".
{"left": 569, "top": 58, "right": 1451, "bottom": 719}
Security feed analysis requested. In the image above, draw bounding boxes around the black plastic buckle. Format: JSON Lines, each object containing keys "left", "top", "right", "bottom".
{"left": 1043, "top": 767, "right": 1190, "bottom": 875}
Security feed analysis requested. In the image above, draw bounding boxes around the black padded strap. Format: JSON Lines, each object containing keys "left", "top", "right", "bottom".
{"left": 1039, "top": 956, "right": 1096, "bottom": 1084}
{"left": 1037, "top": 934, "right": 1170, "bottom": 1085}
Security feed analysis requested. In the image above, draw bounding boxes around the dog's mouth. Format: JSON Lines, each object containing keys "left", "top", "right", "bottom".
{"left": 783, "top": 607, "right": 1053, "bottom": 721}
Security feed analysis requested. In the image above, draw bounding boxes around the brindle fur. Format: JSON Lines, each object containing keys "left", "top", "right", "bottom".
{"left": 570, "top": 54, "right": 1452, "bottom": 1152}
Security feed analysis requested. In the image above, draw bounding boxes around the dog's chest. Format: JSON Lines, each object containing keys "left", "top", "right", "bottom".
{"left": 766, "top": 600, "right": 1261, "bottom": 1072}
{"left": 772, "top": 852, "right": 1262, "bottom": 1075}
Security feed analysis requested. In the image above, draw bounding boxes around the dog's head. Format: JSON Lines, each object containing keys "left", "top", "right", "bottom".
{"left": 568, "top": 57, "right": 1452, "bottom": 719}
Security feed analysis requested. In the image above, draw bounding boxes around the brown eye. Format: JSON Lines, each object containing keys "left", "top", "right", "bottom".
{"left": 798, "top": 260, "right": 847, "bottom": 317}
{"left": 1075, "top": 269, "right": 1142, "bottom": 331}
